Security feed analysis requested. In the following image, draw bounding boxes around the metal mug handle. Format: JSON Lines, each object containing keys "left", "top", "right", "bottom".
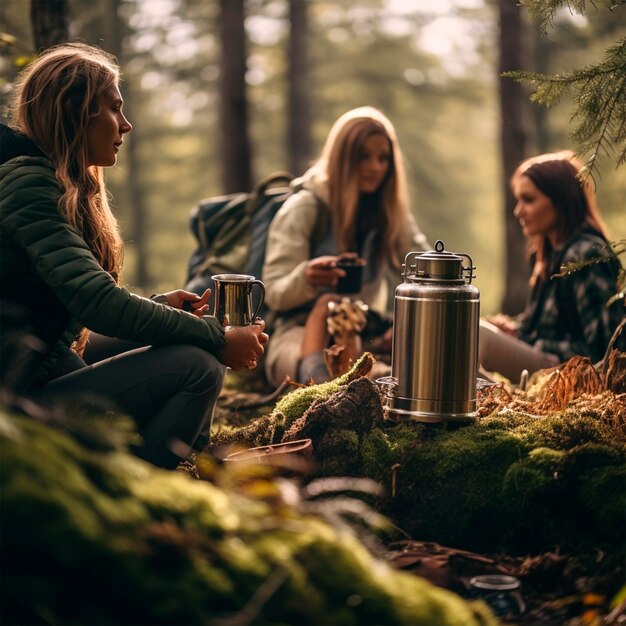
{"left": 249, "top": 279, "right": 266, "bottom": 322}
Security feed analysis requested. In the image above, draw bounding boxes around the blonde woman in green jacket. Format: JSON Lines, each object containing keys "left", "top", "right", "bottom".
{"left": 0, "top": 43, "right": 267, "bottom": 469}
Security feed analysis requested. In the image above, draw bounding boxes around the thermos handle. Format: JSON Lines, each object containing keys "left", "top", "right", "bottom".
{"left": 402, "top": 246, "right": 476, "bottom": 284}
{"left": 402, "top": 251, "right": 420, "bottom": 281}
{"left": 459, "top": 253, "right": 476, "bottom": 284}
{"left": 250, "top": 280, "right": 266, "bottom": 321}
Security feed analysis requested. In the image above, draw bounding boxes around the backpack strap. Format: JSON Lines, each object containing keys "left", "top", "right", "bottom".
{"left": 245, "top": 172, "right": 295, "bottom": 217}
{"left": 288, "top": 179, "right": 332, "bottom": 255}
{"left": 254, "top": 171, "right": 294, "bottom": 196}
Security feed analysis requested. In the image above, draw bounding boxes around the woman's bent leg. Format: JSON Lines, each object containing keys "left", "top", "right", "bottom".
{"left": 478, "top": 320, "right": 560, "bottom": 383}
{"left": 41, "top": 344, "right": 225, "bottom": 469}
{"left": 83, "top": 333, "right": 144, "bottom": 364}
{"left": 264, "top": 325, "right": 305, "bottom": 387}
{"left": 297, "top": 351, "right": 329, "bottom": 384}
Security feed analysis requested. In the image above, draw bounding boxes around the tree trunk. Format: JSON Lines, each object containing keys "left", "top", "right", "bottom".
{"left": 31, "top": 0, "right": 69, "bottom": 50}
{"left": 531, "top": 26, "right": 551, "bottom": 154}
{"left": 498, "top": 0, "right": 529, "bottom": 315}
{"left": 218, "top": 0, "right": 252, "bottom": 193}
{"left": 287, "top": 0, "right": 313, "bottom": 176}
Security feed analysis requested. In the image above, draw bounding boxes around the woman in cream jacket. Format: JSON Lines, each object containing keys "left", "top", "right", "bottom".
{"left": 263, "top": 106, "right": 428, "bottom": 386}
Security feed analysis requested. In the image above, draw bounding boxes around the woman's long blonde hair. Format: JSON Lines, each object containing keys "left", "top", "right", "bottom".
{"left": 309, "top": 106, "right": 411, "bottom": 269}
{"left": 10, "top": 43, "right": 125, "bottom": 353}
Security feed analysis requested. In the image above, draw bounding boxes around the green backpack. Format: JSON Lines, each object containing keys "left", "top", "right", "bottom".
{"left": 185, "top": 172, "right": 329, "bottom": 319}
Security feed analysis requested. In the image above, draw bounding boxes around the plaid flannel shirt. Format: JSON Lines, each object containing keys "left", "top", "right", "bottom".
{"left": 518, "top": 228, "right": 623, "bottom": 363}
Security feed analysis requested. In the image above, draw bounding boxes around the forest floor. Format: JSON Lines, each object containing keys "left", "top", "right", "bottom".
{"left": 194, "top": 354, "right": 626, "bottom": 626}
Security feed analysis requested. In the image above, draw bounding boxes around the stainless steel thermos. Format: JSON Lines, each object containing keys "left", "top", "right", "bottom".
{"left": 378, "top": 240, "right": 480, "bottom": 423}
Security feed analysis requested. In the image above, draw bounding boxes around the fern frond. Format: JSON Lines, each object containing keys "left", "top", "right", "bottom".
{"left": 553, "top": 239, "right": 626, "bottom": 307}
{"left": 554, "top": 255, "right": 610, "bottom": 277}
{"left": 554, "top": 239, "right": 626, "bottom": 279}
{"left": 570, "top": 39, "right": 626, "bottom": 169}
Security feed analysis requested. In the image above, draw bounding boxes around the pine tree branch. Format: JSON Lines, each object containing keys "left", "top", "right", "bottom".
{"left": 504, "top": 37, "right": 626, "bottom": 175}
{"left": 520, "top": 0, "right": 624, "bottom": 34}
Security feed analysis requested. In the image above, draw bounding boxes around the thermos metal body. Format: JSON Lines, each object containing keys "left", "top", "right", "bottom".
{"left": 380, "top": 241, "right": 480, "bottom": 423}
{"left": 390, "top": 281, "right": 479, "bottom": 420}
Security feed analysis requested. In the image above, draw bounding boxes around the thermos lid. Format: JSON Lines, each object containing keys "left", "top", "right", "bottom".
{"left": 414, "top": 240, "right": 463, "bottom": 280}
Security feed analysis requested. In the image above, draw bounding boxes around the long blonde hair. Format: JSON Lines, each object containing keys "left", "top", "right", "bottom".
{"left": 10, "top": 42, "right": 124, "bottom": 282}
{"left": 309, "top": 106, "right": 411, "bottom": 269}
{"left": 10, "top": 43, "right": 125, "bottom": 354}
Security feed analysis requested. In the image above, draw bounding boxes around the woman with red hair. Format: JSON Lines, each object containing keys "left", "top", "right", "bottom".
{"left": 479, "top": 151, "right": 623, "bottom": 382}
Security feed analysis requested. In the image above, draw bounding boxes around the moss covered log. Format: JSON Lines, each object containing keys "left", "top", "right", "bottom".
{"left": 211, "top": 353, "right": 377, "bottom": 449}
{"left": 364, "top": 408, "right": 625, "bottom": 555}
{"left": 0, "top": 409, "right": 496, "bottom": 626}
{"left": 214, "top": 370, "right": 626, "bottom": 558}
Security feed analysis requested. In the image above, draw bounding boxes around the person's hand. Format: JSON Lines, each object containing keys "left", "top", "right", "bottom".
{"left": 162, "top": 288, "right": 211, "bottom": 317}
{"left": 484, "top": 313, "right": 518, "bottom": 336}
{"left": 220, "top": 320, "right": 269, "bottom": 371}
{"left": 304, "top": 256, "right": 345, "bottom": 288}
{"left": 336, "top": 252, "right": 359, "bottom": 263}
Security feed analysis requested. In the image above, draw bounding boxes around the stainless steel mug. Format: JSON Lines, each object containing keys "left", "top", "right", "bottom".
{"left": 378, "top": 240, "right": 480, "bottom": 423}
{"left": 211, "top": 273, "right": 265, "bottom": 326}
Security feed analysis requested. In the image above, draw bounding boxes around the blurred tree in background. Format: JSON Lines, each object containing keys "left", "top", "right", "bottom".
{"left": 218, "top": 0, "right": 252, "bottom": 193}
{"left": 31, "top": 0, "right": 68, "bottom": 49}
{"left": 498, "top": 0, "right": 529, "bottom": 314}
{"left": 287, "top": 0, "right": 313, "bottom": 175}
{"left": 1, "top": 0, "right": 624, "bottom": 316}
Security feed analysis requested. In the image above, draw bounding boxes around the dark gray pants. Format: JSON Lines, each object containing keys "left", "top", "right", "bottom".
{"left": 41, "top": 337, "right": 224, "bottom": 469}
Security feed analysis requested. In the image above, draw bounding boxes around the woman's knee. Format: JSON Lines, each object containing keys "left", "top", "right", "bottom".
{"left": 168, "top": 345, "right": 225, "bottom": 395}
{"left": 297, "top": 351, "right": 329, "bottom": 384}
{"left": 264, "top": 326, "right": 303, "bottom": 386}
{"left": 478, "top": 320, "right": 497, "bottom": 370}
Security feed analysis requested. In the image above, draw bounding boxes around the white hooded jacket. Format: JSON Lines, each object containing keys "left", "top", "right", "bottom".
{"left": 263, "top": 168, "right": 429, "bottom": 322}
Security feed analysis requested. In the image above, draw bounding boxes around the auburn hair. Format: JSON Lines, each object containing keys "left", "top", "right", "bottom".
{"left": 512, "top": 151, "right": 609, "bottom": 285}
{"left": 11, "top": 42, "right": 125, "bottom": 352}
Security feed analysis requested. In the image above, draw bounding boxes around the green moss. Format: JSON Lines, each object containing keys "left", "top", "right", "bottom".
{"left": 503, "top": 463, "right": 553, "bottom": 497}
{"left": 211, "top": 413, "right": 280, "bottom": 448}
{"left": 380, "top": 414, "right": 624, "bottom": 553}
{"left": 1, "top": 409, "right": 497, "bottom": 626}
{"left": 217, "top": 378, "right": 626, "bottom": 557}
{"left": 271, "top": 353, "right": 373, "bottom": 429}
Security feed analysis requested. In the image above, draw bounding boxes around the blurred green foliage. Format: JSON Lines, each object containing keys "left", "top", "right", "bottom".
{"left": 0, "top": 405, "right": 497, "bottom": 625}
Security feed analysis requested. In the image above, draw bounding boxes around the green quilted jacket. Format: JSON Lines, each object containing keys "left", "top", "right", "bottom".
{"left": 0, "top": 125, "right": 225, "bottom": 393}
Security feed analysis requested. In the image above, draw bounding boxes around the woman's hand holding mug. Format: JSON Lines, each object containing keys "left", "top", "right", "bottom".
{"left": 305, "top": 256, "right": 346, "bottom": 288}
{"left": 220, "top": 320, "right": 269, "bottom": 371}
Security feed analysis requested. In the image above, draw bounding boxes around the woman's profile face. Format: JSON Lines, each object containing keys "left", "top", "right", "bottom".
{"left": 357, "top": 133, "right": 390, "bottom": 194}
{"left": 513, "top": 175, "right": 560, "bottom": 242}
{"left": 85, "top": 83, "right": 132, "bottom": 167}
